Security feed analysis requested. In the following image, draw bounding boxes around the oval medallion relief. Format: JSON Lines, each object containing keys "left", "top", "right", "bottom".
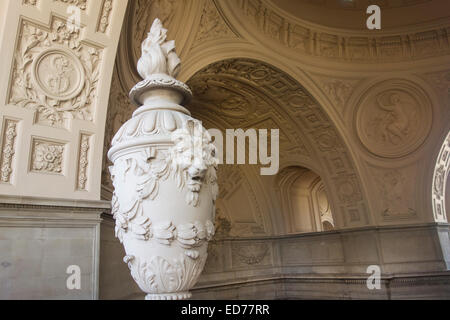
{"left": 31, "top": 48, "right": 85, "bottom": 101}
{"left": 356, "top": 80, "right": 432, "bottom": 158}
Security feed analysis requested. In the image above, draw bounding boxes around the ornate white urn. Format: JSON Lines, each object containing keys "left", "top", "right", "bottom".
{"left": 108, "top": 19, "right": 218, "bottom": 300}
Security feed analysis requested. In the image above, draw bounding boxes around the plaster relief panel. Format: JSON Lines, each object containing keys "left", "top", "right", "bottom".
{"left": 356, "top": 80, "right": 432, "bottom": 158}
{"left": 1, "top": 0, "right": 127, "bottom": 200}
{"left": 371, "top": 166, "right": 418, "bottom": 221}
{"left": 309, "top": 73, "right": 361, "bottom": 114}
{"left": 0, "top": 119, "right": 19, "bottom": 184}
{"left": 9, "top": 18, "right": 102, "bottom": 128}
{"left": 23, "top": 0, "right": 38, "bottom": 6}
{"left": 30, "top": 139, "right": 65, "bottom": 175}
{"left": 231, "top": 242, "right": 272, "bottom": 268}
{"left": 194, "top": 0, "right": 236, "bottom": 44}
{"left": 53, "top": 0, "right": 87, "bottom": 10}
{"left": 333, "top": 174, "right": 362, "bottom": 206}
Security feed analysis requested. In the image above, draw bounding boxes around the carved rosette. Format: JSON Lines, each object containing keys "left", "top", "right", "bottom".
{"left": 108, "top": 19, "right": 218, "bottom": 300}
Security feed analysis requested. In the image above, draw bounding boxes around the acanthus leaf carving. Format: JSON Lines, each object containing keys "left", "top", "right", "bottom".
{"left": 124, "top": 254, "right": 207, "bottom": 299}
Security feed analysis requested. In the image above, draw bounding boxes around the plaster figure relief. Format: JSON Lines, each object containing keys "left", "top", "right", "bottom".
{"left": 320, "top": 79, "right": 355, "bottom": 111}
{"left": 376, "top": 169, "right": 416, "bottom": 220}
{"left": 374, "top": 92, "right": 413, "bottom": 146}
{"left": 356, "top": 80, "right": 432, "bottom": 158}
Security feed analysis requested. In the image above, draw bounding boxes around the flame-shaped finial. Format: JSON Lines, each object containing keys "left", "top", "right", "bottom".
{"left": 137, "top": 18, "right": 181, "bottom": 79}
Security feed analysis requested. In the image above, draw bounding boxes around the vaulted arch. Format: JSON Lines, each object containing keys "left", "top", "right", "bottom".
{"left": 185, "top": 58, "right": 371, "bottom": 232}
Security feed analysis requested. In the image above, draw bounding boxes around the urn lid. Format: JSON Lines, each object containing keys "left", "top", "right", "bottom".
{"left": 129, "top": 74, "right": 192, "bottom": 107}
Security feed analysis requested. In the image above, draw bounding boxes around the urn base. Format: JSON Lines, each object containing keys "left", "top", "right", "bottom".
{"left": 145, "top": 292, "right": 192, "bottom": 300}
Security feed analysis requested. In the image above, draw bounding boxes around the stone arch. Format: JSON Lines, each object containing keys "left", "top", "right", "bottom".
{"left": 275, "top": 166, "right": 335, "bottom": 234}
{"left": 432, "top": 130, "right": 450, "bottom": 222}
{"left": 109, "top": 0, "right": 377, "bottom": 229}
{"left": 185, "top": 58, "right": 371, "bottom": 231}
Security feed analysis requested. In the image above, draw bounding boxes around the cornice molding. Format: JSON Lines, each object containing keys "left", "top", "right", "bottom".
{"left": 218, "top": 0, "right": 450, "bottom": 66}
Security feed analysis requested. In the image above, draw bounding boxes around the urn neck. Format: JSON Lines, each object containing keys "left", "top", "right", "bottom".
{"left": 133, "top": 88, "right": 191, "bottom": 117}
{"left": 129, "top": 74, "right": 193, "bottom": 111}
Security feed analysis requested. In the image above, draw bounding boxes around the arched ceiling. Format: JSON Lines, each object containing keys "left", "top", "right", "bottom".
{"left": 270, "top": 0, "right": 450, "bottom": 30}
{"left": 186, "top": 58, "right": 371, "bottom": 228}
{"left": 216, "top": 0, "right": 450, "bottom": 66}
{"left": 105, "top": 0, "right": 450, "bottom": 227}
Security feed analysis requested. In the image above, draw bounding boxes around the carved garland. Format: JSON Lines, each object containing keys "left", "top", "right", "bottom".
{"left": 110, "top": 120, "right": 218, "bottom": 251}
{"left": 0, "top": 120, "right": 18, "bottom": 183}
{"left": 97, "top": 0, "right": 114, "bottom": 33}
{"left": 77, "top": 134, "right": 90, "bottom": 190}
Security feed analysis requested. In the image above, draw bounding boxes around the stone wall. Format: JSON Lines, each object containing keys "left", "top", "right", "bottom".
{"left": 96, "top": 213, "right": 450, "bottom": 299}
{"left": 0, "top": 196, "right": 106, "bottom": 299}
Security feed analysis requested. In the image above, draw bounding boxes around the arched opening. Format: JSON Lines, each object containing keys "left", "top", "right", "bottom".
{"left": 432, "top": 131, "right": 450, "bottom": 223}
{"left": 276, "top": 166, "right": 334, "bottom": 233}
